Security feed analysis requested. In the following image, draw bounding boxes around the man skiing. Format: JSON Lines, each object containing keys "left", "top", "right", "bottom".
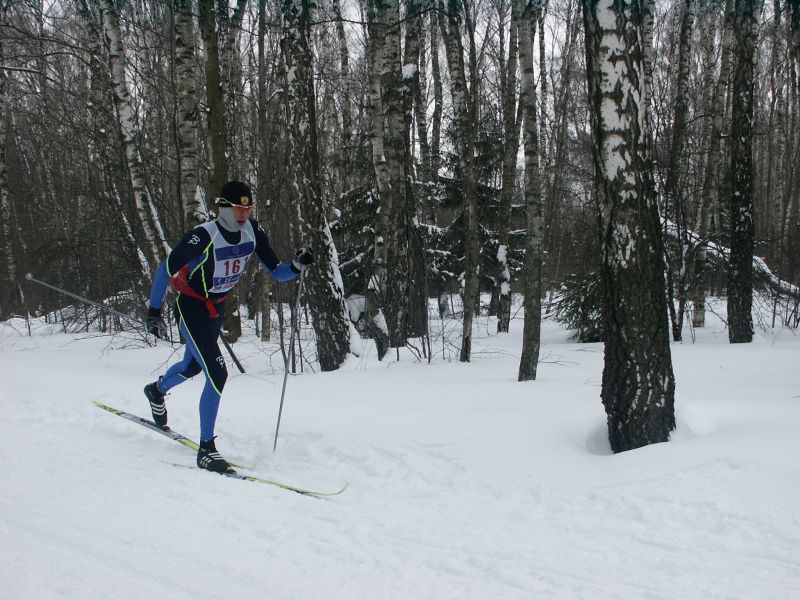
{"left": 143, "top": 180, "right": 313, "bottom": 473}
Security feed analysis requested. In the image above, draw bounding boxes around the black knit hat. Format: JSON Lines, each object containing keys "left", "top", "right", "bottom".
{"left": 219, "top": 181, "right": 254, "bottom": 207}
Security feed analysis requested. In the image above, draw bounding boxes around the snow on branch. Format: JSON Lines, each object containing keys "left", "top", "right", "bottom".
{"left": 664, "top": 219, "right": 800, "bottom": 300}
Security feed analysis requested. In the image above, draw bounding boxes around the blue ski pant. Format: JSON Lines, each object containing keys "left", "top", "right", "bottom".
{"left": 156, "top": 294, "right": 228, "bottom": 441}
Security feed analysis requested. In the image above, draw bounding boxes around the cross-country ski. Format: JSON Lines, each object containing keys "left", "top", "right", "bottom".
{"left": 94, "top": 400, "right": 346, "bottom": 497}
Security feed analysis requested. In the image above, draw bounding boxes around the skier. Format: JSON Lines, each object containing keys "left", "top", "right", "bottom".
{"left": 143, "top": 180, "right": 313, "bottom": 472}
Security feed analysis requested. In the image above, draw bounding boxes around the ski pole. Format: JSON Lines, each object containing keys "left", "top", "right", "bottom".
{"left": 25, "top": 273, "right": 166, "bottom": 336}
{"left": 273, "top": 266, "right": 306, "bottom": 452}
{"left": 24, "top": 272, "right": 246, "bottom": 373}
{"left": 219, "top": 332, "right": 246, "bottom": 373}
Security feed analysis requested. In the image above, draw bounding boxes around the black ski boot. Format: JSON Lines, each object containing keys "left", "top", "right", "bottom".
{"left": 144, "top": 379, "right": 168, "bottom": 429}
{"left": 197, "top": 438, "right": 233, "bottom": 473}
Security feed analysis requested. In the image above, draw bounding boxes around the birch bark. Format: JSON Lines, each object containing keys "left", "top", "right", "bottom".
{"left": 78, "top": 0, "right": 148, "bottom": 280}
{"left": 765, "top": 0, "right": 786, "bottom": 263}
{"left": 365, "top": 0, "right": 392, "bottom": 359}
{"left": 538, "top": 1, "right": 548, "bottom": 164}
{"left": 788, "top": 0, "right": 800, "bottom": 272}
{"left": 256, "top": 0, "right": 272, "bottom": 341}
{"left": 332, "top": 0, "right": 353, "bottom": 192}
{"left": 692, "top": 0, "right": 735, "bottom": 328}
{"left": 220, "top": 0, "right": 248, "bottom": 177}
{"left": 544, "top": 5, "right": 580, "bottom": 290}
{"left": 440, "top": 0, "right": 480, "bottom": 362}
{"left": 582, "top": 0, "right": 676, "bottom": 451}
{"left": 430, "top": 8, "right": 443, "bottom": 187}
{"left": 405, "top": 0, "right": 431, "bottom": 183}
{"left": 100, "top": 0, "right": 170, "bottom": 269}
{"left": 791, "top": 1, "right": 800, "bottom": 97}
{"left": 174, "top": 0, "right": 203, "bottom": 229}
{"left": 281, "top": 0, "right": 350, "bottom": 371}
{"left": 379, "top": 0, "right": 411, "bottom": 348}
{"left": 497, "top": 0, "right": 520, "bottom": 334}
{"left": 517, "top": 0, "right": 545, "bottom": 382}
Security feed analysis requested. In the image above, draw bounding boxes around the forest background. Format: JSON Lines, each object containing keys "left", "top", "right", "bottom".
{"left": 0, "top": 1, "right": 798, "bottom": 451}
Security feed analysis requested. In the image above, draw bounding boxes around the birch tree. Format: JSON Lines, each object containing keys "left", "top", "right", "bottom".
{"left": 0, "top": 5, "right": 21, "bottom": 314}
{"left": 377, "top": 0, "right": 411, "bottom": 348}
{"left": 496, "top": 0, "right": 520, "bottom": 334}
{"left": 281, "top": 0, "right": 350, "bottom": 371}
{"left": 791, "top": 2, "right": 800, "bottom": 96}
{"left": 582, "top": 0, "right": 676, "bottom": 452}
{"left": 400, "top": 1, "right": 429, "bottom": 341}
{"left": 255, "top": 0, "right": 272, "bottom": 341}
{"left": 763, "top": 0, "right": 787, "bottom": 269}
{"left": 423, "top": 4, "right": 446, "bottom": 318}
{"left": 198, "top": 0, "right": 229, "bottom": 198}
{"left": 332, "top": 0, "right": 353, "bottom": 192}
{"left": 406, "top": 0, "right": 432, "bottom": 183}
{"left": 219, "top": 0, "right": 248, "bottom": 178}
{"left": 174, "top": 0, "right": 204, "bottom": 229}
{"left": 430, "top": 7, "right": 443, "bottom": 184}
{"left": 543, "top": 3, "right": 581, "bottom": 293}
{"left": 440, "top": 0, "right": 480, "bottom": 362}
{"left": 77, "top": 0, "right": 149, "bottom": 284}
{"left": 789, "top": 0, "right": 800, "bottom": 284}
{"left": 517, "top": 0, "right": 545, "bottom": 382}
{"left": 365, "top": 0, "right": 392, "bottom": 359}
{"left": 663, "top": 0, "right": 694, "bottom": 342}
{"left": 538, "top": 1, "right": 549, "bottom": 159}
{"left": 727, "top": 0, "right": 759, "bottom": 344}
{"left": 99, "top": 0, "right": 170, "bottom": 269}
{"left": 692, "top": 0, "right": 734, "bottom": 328}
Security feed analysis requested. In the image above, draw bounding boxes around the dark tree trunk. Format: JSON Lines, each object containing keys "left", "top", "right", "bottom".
{"left": 198, "top": 0, "right": 229, "bottom": 198}
{"left": 497, "top": 0, "right": 520, "bottom": 334}
{"left": 199, "top": 0, "right": 244, "bottom": 341}
{"left": 0, "top": 13, "right": 22, "bottom": 315}
{"left": 727, "top": 0, "right": 758, "bottom": 344}
{"left": 402, "top": 0, "right": 429, "bottom": 340}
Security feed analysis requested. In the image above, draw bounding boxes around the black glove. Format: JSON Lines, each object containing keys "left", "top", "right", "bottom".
{"left": 146, "top": 306, "right": 167, "bottom": 339}
{"left": 292, "top": 247, "right": 314, "bottom": 270}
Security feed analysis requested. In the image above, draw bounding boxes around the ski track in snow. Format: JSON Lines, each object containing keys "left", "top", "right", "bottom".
{"left": 2, "top": 302, "right": 800, "bottom": 599}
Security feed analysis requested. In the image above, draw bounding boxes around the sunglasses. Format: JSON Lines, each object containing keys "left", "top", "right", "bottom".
{"left": 218, "top": 197, "right": 256, "bottom": 209}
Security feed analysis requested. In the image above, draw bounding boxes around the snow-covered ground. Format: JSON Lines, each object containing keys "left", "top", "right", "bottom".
{"left": 2, "top": 299, "right": 799, "bottom": 599}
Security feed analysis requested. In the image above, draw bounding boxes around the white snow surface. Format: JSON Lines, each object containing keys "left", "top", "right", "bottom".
{"left": 2, "top": 300, "right": 799, "bottom": 599}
